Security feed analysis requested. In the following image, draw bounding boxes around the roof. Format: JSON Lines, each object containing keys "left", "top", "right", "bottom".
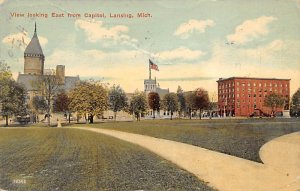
{"left": 17, "top": 74, "right": 39, "bottom": 91}
{"left": 24, "top": 26, "right": 44, "bottom": 56}
{"left": 217, "top": 77, "right": 291, "bottom": 82}
{"left": 17, "top": 74, "right": 80, "bottom": 92}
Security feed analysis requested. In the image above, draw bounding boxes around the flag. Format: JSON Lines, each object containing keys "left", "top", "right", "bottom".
{"left": 149, "top": 59, "right": 159, "bottom": 71}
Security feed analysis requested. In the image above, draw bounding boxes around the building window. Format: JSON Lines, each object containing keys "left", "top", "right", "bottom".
{"left": 248, "top": 83, "right": 250, "bottom": 87}
{"left": 259, "top": 83, "right": 262, "bottom": 87}
{"left": 237, "top": 82, "right": 240, "bottom": 86}
{"left": 254, "top": 83, "right": 256, "bottom": 87}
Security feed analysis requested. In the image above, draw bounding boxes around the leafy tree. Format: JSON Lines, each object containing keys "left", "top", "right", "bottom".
{"left": 109, "top": 85, "right": 128, "bottom": 121}
{"left": 34, "top": 72, "right": 60, "bottom": 126}
{"left": 29, "top": 96, "right": 47, "bottom": 123}
{"left": 148, "top": 92, "right": 160, "bottom": 118}
{"left": 0, "top": 63, "right": 27, "bottom": 126}
{"left": 69, "top": 82, "right": 108, "bottom": 123}
{"left": 264, "top": 93, "right": 285, "bottom": 116}
{"left": 0, "top": 61, "right": 12, "bottom": 80}
{"left": 194, "top": 88, "right": 210, "bottom": 119}
{"left": 31, "top": 96, "right": 47, "bottom": 113}
{"left": 53, "top": 92, "right": 72, "bottom": 123}
{"left": 162, "top": 93, "right": 178, "bottom": 120}
{"left": 129, "top": 91, "right": 148, "bottom": 121}
{"left": 177, "top": 86, "right": 186, "bottom": 118}
{"left": 185, "top": 91, "right": 196, "bottom": 120}
{"left": 290, "top": 88, "right": 300, "bottom": 117}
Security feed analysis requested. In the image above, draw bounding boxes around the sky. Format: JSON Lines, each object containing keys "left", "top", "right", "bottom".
{"left": 0, "top": 0, "right": 300, "bottom": 99}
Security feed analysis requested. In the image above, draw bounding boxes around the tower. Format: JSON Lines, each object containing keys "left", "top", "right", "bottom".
{"left": 56, "top": 65, "right": 65, "bottom": 85}
{"left": 24, "top": 22, "right": 45, "bottom": 75}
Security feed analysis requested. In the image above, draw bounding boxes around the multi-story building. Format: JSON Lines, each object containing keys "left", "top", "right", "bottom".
{"left": 217, "top": 77, "right": 290, "bottom": 117}
{"left": 17, "top": 23, "right": 80, "bottom": 100}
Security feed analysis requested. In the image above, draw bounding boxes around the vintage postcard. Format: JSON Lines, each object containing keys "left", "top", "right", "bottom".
{"left": 0, "top": 0, "right": 300, "bottom": 191}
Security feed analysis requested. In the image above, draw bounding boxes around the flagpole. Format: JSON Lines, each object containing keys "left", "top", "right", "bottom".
{"left": 149, "top": 60, "right": 151, "bottom": 80}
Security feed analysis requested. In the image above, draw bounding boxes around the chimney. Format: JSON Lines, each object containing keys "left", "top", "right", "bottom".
{"left": 56, "top": 65, "right": 65, "bottom": 85}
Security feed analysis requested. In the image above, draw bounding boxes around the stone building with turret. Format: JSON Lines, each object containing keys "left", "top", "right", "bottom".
{"left": 17, "top": 23, "right": 80, "bottom": 100}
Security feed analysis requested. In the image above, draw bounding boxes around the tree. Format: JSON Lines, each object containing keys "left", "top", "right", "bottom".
{"left": 177, "top": 86, "right": 186, "bottom": 118}
{"left": 129, "top": 91, "right": 148, "bottom": 121}
{"left": 69, "top": 82, "right": 108, "bottom": 123}
{"left": 30, "top": 96, "right": 47, "bottom": 123}
{"left": 162, "top": 93, "right": 178, "bottom": 120}
{"left": 34, "top": 72, "right": 60, "bottom": 126}
{"left": 0, "top": 62, "right": 27, "bottom": 126}
{"left": 185, "top": 91, "right": 196, "bottom": 120}
{"left": 290, "top": 88, "right": 300, "bottom": 117}
{"left": 264, "top": 93, "right": 285, "bottom": 116}
{"left": 108, "top": 85, "right": 128, "bottom": 121}
{"left": 53, "top": 92, "right": 71, "bottom": 123}
{"left": 148, "top": 92, "right": 160, "bottom": 118}
{"left": 194, "top": 88, "right": 210, "bottom": 119}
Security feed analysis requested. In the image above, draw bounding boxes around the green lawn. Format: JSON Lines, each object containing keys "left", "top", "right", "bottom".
{"left": 77, "top": 118, "right": 300, "bottom": 162}
{"left": 0, "top": 128, "right": 214, "bottom": 191}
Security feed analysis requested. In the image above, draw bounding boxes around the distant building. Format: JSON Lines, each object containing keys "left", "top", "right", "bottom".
{"left": 217, "top": 77, "right": 290, "bottom": 117}
{"left": 17, "top": 23, "right": 80, "bottom": 100}
{"left": 144, "top": 77, "right": 169, "bottom": 98}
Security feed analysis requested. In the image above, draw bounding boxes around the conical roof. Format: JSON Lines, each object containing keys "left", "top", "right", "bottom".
{"left": 24, "top": 23, "right": 44, "bottom": 55}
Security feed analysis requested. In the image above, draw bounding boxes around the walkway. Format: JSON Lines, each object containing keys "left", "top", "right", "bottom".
{"left": 73, "top": 127, "right": 300, "bottom": 191}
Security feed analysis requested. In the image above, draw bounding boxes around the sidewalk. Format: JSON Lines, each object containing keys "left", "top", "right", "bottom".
{"left": 74, "top": 127, "right": 300, "bottom": 191}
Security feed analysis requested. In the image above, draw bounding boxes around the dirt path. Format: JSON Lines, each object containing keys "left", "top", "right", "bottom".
{"left": 73, "top": 127, "right": 300, "bottom": 191}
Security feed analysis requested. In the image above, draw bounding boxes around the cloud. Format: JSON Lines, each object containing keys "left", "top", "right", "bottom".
{"left": 155, "top": 47, "right": 206, "bottom": 62}
{"left": 2, "top": 32, "right": 48, "bottom": 50}
{"left": 227, "top": 16, "right": 277, "bottom": 44}
{"left": 46, "top": 48, "right": 149, "bottom": 91}
{"left": 75, "top": 19, "right": 137, "bottom": 45}
{"left": 174, "top": 19, "right": 215, "bottom": 39}
{"left": 159, "top": 77, "right": 216, "bottom": 82}
{"left": 196, "top": 39, "right": 300, "bottom": 96}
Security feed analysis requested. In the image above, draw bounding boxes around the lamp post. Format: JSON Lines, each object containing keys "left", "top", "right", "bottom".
{"left": 109, "top": 95, "right": 116, "bottom": 120}
{"left": 223, "top": 98, "right": 227, "bottom": 118}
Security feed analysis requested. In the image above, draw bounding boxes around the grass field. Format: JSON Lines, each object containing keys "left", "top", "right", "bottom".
{"left": 77, "top": 118, "right": 300, "bottom": 162}
{"left": 0, "top": 128, "right": 214, "bottom": 191}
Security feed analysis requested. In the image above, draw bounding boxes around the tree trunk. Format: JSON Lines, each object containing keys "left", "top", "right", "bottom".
{"left": 68, "top": 113, "right": 71, "bottom": 124}
{"left": 153, "top": 109, "right": 155, "bottom": 119}
{"left": 199, "top": 109, "right": 202, "bottom": 120}
{"left": 114, "top": 111, "right": 117, "bottom": 121}
{"left": 170, "top": 110, "right": 173, "bottom": 120}
{"left": 189, "top": 110, "right": 192, "bottom": 120}
{"left": 47, "top": 92, "right": 51, "bottom": 127}
{"left": 5, "top": 115, "right": 8, "bottom": 126}
{"left": 90, "top": 114, "right": 94, "bottom": 123}
{"left": 47, "top": 112, "right": 51, "bottom": 127}
{"left": 85, "top": 114, "right": 88, "bottom": 124}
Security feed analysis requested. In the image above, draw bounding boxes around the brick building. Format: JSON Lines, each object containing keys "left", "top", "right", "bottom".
{"left": 217, "top": 77, "right": 290, "bottom": 117}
